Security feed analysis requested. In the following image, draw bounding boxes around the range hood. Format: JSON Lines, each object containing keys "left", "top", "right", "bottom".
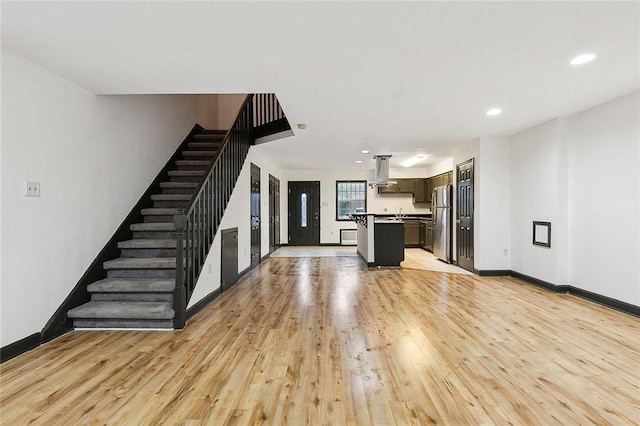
{"left": 368, "top": 155, "right": 397, "bottom": 188}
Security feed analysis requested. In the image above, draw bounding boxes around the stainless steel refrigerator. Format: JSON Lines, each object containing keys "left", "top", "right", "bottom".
{"left": 432, "top": 185, "right": 452, "bottom": 263}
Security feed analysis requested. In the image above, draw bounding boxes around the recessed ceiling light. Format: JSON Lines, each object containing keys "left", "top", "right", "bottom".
{"left": 486, "top": 108, "right": 502, "bottom": 116}
{"left": 402, "top": 155, "right": 426, "bottom": 168}
{"left": 355, "top": 160, "right": 363, "bottom": 164}
{"left": 297, "top": 123, "right": 307, "bottom": 130}
{"left": 360, "top": 150, "right": 370, "bottom": 154}
{"left": 570, "top": 53, "right": 596, "bottom": 66}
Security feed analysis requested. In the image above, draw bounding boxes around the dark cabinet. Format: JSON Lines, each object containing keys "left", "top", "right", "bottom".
{"left": 404, "top": 219, "right": 420, "bottom": 247}
{"left": 378, "top": 183, "right": 398, "bottom": 194}
{"left": 419, "top": 219, "right": 434, "bottom": 252}
{"left": 397, "top": 179, "right": 415, "bottom": 193}
{"left": 426, "top": 220, "right": 434, "bottom": 252}
{"left": 426, "top": 178, "right": 434, "bottom": 203}
{"left": 413, "top": 179, "right": 428, "bottom": 203}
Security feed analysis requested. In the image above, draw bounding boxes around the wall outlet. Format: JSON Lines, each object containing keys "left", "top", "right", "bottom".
{"left": 25, "top": 182, "right": 40, "bottom": 197}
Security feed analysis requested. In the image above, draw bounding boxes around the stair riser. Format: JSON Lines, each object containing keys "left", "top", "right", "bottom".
{"left": 187, "top": 143, "right": 220, "bottom": 150}
{"left": 153, "top": 200, "right": 189, "bottom": 208}
{"left": 107, "top": 269, "right": 176, "bottom": 279}
{"left": 92, "top": 293, "right": 172, "bottom": 302}
{"left": 132, "top": 231, "right": 177, "bottom": 239}
{"left": 143, "top": 215, "right": 174, "bottom": 223}
{"left": 169, "top": 176, "right": 203, "bottom": 183}
{"left": 161, "top": 188, "right": 195, "bottom": 195}
{"left": 73, "top": 320, "right": 174, "bottom": 329}
{"left": 121, "top": 248, "right": 176, "bottom": 258}
{"left": 182, "top": 152, "right": 216, "bottom": 158}
{"left": 175, "top": 164, "right": 209, "bottom": 171}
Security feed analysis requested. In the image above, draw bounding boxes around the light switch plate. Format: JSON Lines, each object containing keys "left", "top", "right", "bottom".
{"left": 25, "top": 182, "right": 40, "bottom": 197}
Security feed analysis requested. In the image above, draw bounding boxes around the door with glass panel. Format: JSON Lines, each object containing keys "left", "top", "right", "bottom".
{"left": 288, "top": 181, "right": 320, "bottom": 245}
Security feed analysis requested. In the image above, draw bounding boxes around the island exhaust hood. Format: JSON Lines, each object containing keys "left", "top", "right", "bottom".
{"left": 369, "top": 155, "right": 396, "bottom": 188}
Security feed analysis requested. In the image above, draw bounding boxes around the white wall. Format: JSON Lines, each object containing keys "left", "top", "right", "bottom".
{"left": 476, "top": 137, "right": 511, "bottom": 270}
{"left": 188, "top": 148, "right": 281, "bottom": 306}
{"left": 280, "top": 168, "right": 433, "bottom": 245}
{"left": 509, "top": 91, "right": 639, "bottom": 306}
{"left": 426, "top": 158, "right": 454, "bottom": 177}
{"left": 1, "top": 48, "right": 199, "bottom": 346}
{"left": 566, "top": 91, "right": 639, "bottom": 305}
{"left": 510, "top": 119, "right": 565, "bottom": 284}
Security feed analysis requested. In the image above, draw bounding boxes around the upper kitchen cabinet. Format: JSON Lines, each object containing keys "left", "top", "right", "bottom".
{"left": 397, "top": 178, "right": 415, "bottom": 193}
{"left": 413, "top": 178, "right": 428, "bottom": 203}
{"left": 378, "top": 183, "right": 398, "bottom": 194}
{"left": 377, "top": 178, "right": 415, "bottom": 194}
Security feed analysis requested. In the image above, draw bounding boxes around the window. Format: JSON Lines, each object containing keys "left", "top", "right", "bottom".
{"left": 336, "top": 181, "right": 367, "bottom": 220}
{"left": 300, "top": 193, "right": 308, "bottom": 228}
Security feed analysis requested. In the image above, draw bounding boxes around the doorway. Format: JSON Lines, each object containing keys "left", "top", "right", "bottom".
{"left": 250, "top": 163, "right": 261, "bottom": 267}
{"left": 269, "top": 175, "right": 281, "bottom": 254}
{"left": 456, "top": 158, "right": 474, "bottom": 272}
{"left": 288, "top": 181, "right": 320, "bottom": 246}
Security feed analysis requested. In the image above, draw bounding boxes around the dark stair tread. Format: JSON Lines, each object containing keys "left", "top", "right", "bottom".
{"left": 68, "top": 301, "right": 174, "bottom": 320}
{"left": 150, "top": 194, "right": 192, "bottom": 201}
{"left": 141, "top": 208, "right": 181, "bottom": 216}
{"left": 175, "top": 160, "right": 210, "bottom": 166}
{"left": 168, "top": 170, "right": 205, "bottom": 177}
{"left": 130, "top": 222, "right": 175, "bottom": 231}
{"left": 187, "top": 142, "right": 221, "bottom": 149}
{"left": 182, "top": 151, "right": 217, "bottom": 157}
{"left": 104, "top": 257, "right": 177, "bottom": 269}
{"left": 159, "top": 182, "right": 198, "bottom": 189}
{"left": 88, "top": 278, "right": 174, "bottom": 293}
{"left": 118, "top": 239, "right": 177, "bottom": 249}
{"left": 198, "top": 129, "right": 227, "bottom": 135}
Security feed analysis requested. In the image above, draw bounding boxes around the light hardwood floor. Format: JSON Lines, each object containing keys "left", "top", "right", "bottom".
{"left": 1, "top": 257, "right": 638, "bottom": 425}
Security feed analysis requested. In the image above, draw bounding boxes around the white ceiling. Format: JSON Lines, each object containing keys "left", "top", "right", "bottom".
{"left": 2, "top": 1, "right": 639, "bottom": 170}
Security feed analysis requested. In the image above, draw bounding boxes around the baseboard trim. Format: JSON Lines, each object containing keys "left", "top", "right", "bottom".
{"left": 509, "top": 270, "right": 637, "bottom": 317}
{"left": 0, "top": 333, "right": 41, "bottom": 363}
{"left": 476, "top": 269, "right": 511, "bottom": 277}
{"left": 261, "top": 252, "right": 271, "bottom": 262}
{"left": 509, "top": 271, "right": 570, "bottom": 293}
{"left": 568, "top": 286, "right": 640, "bottom": 317}
{"left": 356, "top": 250, "right": 375, "bottom": 267}
{"left": 238, "top": 266, "right": 252, "bottom": 279}
{"left": 320, "top": 243, "right": 342, "bottom": 247}
{"left": 186, "top": 288, "right": 222, "bottom": 321}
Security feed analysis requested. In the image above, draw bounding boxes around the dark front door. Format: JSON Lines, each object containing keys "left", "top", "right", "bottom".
{"left": 250, "top": 163, "right": 261, "bottom": 267}
{"left": 269, "top": 174, "right": 280, "bottom": 253}
{"left": 456, "top": 158, "right": 474, "bottom": 272}
{"left": 288, "top": 181, "right": 320, "bottom": 246}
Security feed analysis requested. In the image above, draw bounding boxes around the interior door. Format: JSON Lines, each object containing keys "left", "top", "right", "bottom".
{"left": 288, "top": 181, "right": 320, "bottom": 246}
{"left": 250, "top": 163, "right": 261, "bottom": 267}
{"left": 269, "top": 174, "right": 281, "bottom": 253}
{"left": 456, "top": 158, "right": 474, "bottom": 272}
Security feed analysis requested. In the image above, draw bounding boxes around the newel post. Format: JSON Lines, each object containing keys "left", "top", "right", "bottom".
{"left": 173, "top": 210, "right": 187, "bottom": 329}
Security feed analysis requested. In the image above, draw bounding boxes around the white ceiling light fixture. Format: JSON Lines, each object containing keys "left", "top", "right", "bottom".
{"left": 570, "top": 53, "right": 596, "bottom": 66}
{"left": 402, "top": 155, "right": 426, "bottom": 168}
{"left": 355, "top": 160, "right": 363, "bottom": 164}
{"left": 297, "top": 123, "right": 307, "bottom": 130}
{"left": 486, "top": 108, "right": 502, "bottom": 117}
{"left": 360, "top": 150, "right": 370, "bottom": 154}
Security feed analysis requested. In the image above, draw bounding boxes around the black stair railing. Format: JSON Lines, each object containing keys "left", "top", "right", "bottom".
{"left": 173, "top": 95, "right": 253, "bottom": 328}
{"left": 172, "top": 93, "right": 289, "bottom": 328}
{"left": 253, "top": 93, "right": 292, "bottom": 139}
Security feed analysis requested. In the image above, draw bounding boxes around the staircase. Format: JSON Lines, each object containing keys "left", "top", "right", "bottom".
{"left": 67, "top": 130, "right": 226, "bottom": 328}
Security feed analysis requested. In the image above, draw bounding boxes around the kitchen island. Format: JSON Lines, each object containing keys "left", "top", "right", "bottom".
{"left": 352, "top": 213, "right": 405, "bottom": 267}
